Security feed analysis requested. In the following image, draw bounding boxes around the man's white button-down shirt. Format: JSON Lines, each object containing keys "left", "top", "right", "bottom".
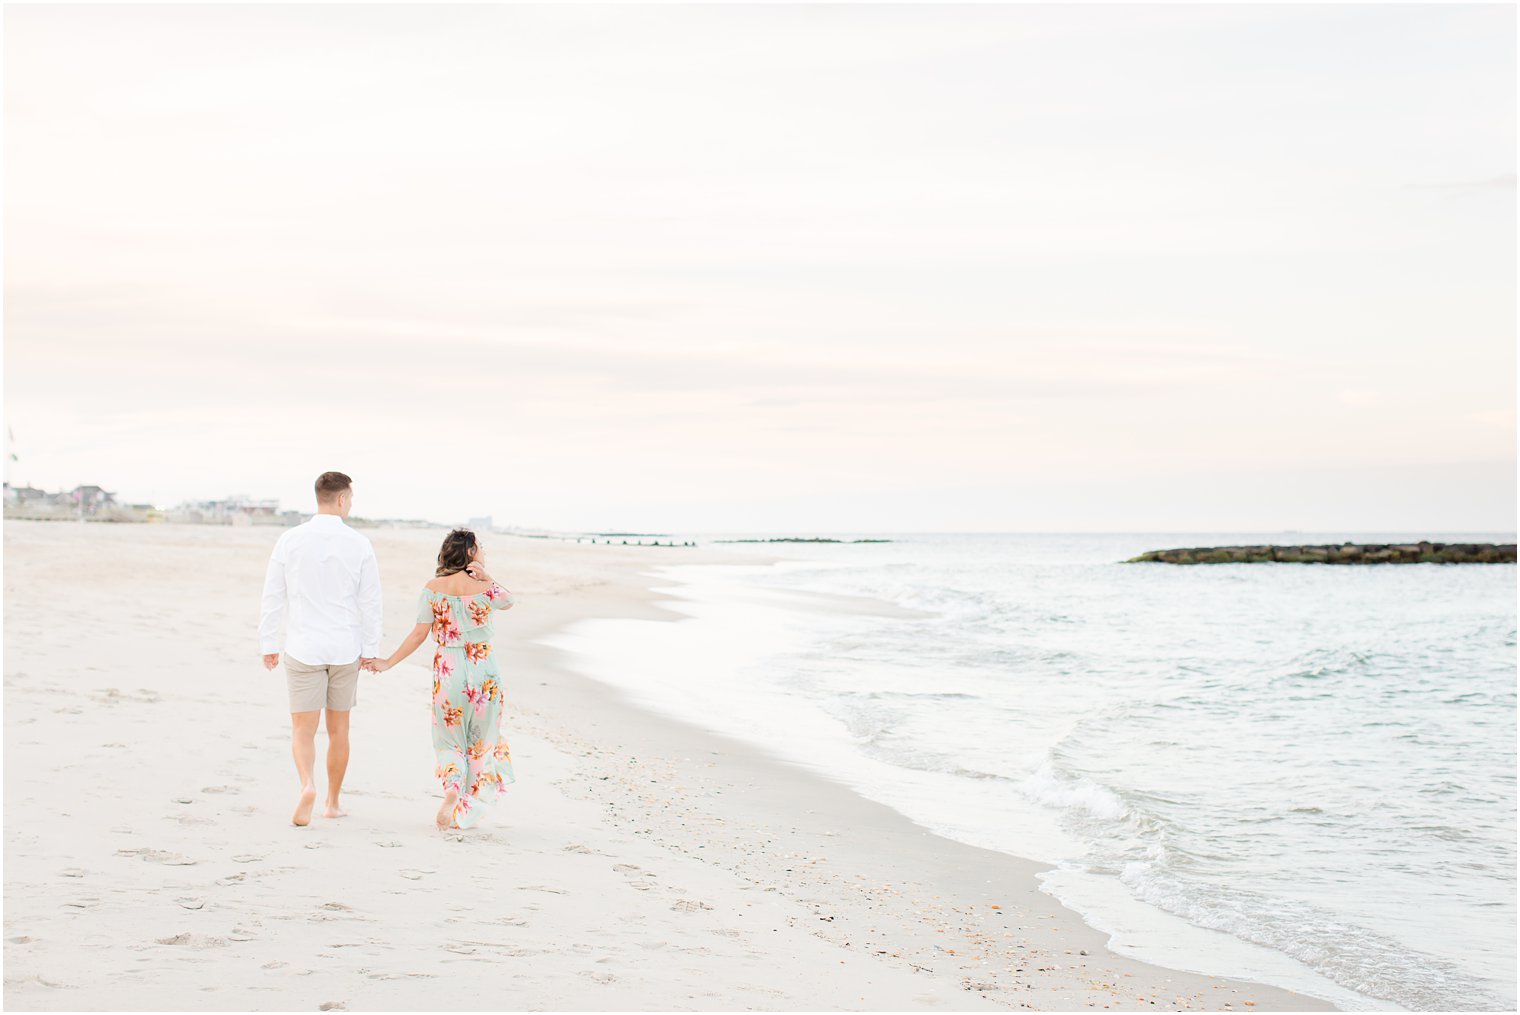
{"left": 259, "top": 514, "right": 383, "bottom": 664}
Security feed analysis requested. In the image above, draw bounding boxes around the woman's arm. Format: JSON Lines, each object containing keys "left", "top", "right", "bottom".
{"left": 366, "top": 622, "right": 431, "bottom": 672}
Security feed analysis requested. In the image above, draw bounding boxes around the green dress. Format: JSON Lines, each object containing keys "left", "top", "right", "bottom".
{"left": 417, "top": 581, "right": 517, "bottom": 828}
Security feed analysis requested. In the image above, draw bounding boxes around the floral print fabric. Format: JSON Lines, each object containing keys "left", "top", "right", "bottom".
{"left": 416, "top": 581, "right": 517, "bottom": 828}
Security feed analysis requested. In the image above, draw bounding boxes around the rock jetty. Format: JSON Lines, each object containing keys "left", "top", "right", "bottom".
{"left": 712, "top": 537, "right": 892, "bottom": 544}
{"left": 1124, "top": 541, "right": 1515, "bottom": 564}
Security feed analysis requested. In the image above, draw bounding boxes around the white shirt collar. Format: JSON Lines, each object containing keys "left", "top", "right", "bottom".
{"left": 311, "top": 513, "right": 344, "bottom": 524}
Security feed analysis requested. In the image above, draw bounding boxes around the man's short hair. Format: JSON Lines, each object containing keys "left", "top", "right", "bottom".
{"left": 315, "top": 471, "right": 353, "bottom": 503}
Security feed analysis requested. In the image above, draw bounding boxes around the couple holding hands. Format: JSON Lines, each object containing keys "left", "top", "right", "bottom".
{"left": 258, "top": 471, "right": 516, "bottom": 831}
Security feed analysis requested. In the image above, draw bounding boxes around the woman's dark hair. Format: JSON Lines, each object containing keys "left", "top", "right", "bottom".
{"left": 435, "top": 528, "right": 478, "bottom": 576}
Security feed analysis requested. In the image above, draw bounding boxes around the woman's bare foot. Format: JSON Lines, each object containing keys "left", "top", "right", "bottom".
{"left": 323, "top": 800, "right": 347, "bottom": 819}
{"left": 436, "top": 790, "right": 458, "bottom": 829}
{"left": 292, "top": 784, "right": 316, "bottom": 827}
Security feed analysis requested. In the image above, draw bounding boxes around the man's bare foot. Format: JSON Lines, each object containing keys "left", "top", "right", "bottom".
{"left": 323, "top": 800, "right": 347, "bottom": 819}
{"left": 292, "top": 784, "right": 316, "bottom": 827}
{"left": 436, "top": 790, "right": 458, "bottom": 829}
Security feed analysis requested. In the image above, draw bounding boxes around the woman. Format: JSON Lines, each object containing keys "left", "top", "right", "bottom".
{"left": 363, "top": 528, "right": 516, "bottom": 829}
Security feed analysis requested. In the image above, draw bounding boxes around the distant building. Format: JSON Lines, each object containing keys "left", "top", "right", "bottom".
{"left": 168, "top": 494, "right": 282, "bottom": 525}
{"left": 3, "top": 482, "right": 152, "bottom": 520}
{"left": 70, "top": 485, "right": 118, "bottom": 516}
{"left": 467, "top": 515, "right": 493, "bottom": 532}
{"left": 4, "top": 483, "right": 48, "bottom": 505}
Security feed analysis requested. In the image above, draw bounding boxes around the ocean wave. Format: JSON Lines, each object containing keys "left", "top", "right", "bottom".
{"left": 1120, "top": 865, "right": 1508, "bottom": 1011}
{"left": 1018, "top": 760, "right": 1129, "bottom": 822}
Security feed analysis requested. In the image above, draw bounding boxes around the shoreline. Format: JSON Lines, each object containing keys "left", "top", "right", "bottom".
{"left": 529, "top": 553, "right": 1385, "bottom": 1011}
{"left": 3, "top": 520, "right": 1337, "bottom": 1010}
{"left": 506, "top": 542, "right": 1346, "bottom": 1013}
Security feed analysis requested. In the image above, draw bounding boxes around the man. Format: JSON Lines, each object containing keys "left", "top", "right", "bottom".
{"left": 258, "top": 471, "right": 383, "bottom": 826}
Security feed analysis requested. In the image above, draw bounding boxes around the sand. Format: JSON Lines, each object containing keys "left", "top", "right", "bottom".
{"left": 2, "top": 519, "right": 1337, "bottom": 1011}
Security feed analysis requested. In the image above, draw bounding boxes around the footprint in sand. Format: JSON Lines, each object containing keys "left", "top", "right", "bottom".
{"left": 318, "top": 1001, "right": 347, "bottom": 1010}
{"left": 398, "top": 869, "right": 436, "bottom": 881}
{"left": 58, "top": 869, "right": 85, "bottom": 879}
{"left": 612, "top": 863, "right": 658, "bottom": 891}
{"left": 157, "top": 933, "right": 227, "bottom": 949}
{"left": 93, "top": 688, "right": 161, "bottom": 705}
{"left": 319, "top": 902, "right": 352, "bottom": 912}
{"left": 231, "top": 854, "right": 263, "bottom": 864}
{"left": 375, "top": 842, "right": 404, "bottom": 849}
{"left": 117, "top": 848, "right": 196, "bottom": 866}
{"left": 177, "top": 898, "right": 205, "bottom": 910}
{"left": 671, "top": 899, "right": 715, "bottom": 912}
{"left": 3, "top": 974, "right": 74, "bottom": 990}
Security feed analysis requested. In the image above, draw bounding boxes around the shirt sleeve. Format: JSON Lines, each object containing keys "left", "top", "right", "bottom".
{"left": 416, "top": 589, "right": 435, "bottom": 624}
{"left": 258, "top": 535, "right": 288, "bottom": 654}
{"left": 357, "top": 545, "right": 384, "bottom": 657}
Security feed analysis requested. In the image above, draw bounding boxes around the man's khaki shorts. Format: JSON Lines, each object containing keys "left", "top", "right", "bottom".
{"left": 284, "top": 654, "right": 361, "bottom": 713}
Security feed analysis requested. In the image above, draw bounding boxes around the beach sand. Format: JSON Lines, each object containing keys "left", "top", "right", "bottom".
{"left": 2, "top": 520, "right": 1336, "bottom": 1011}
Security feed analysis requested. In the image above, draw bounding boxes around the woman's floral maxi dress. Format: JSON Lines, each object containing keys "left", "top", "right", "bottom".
{"left": 417, "top": 581, "right": 516, "bottom": 829}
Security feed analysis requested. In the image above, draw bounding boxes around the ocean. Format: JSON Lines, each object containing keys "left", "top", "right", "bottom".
{"left": 534, "top": 532, "right": 1517, "bottom": 1011}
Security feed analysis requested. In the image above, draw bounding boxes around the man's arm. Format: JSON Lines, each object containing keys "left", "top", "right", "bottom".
{"left": 357, "top": 545, "right": 383, "bottom": 659}
{"left": 258, "top": 536, "right": 288, "bottom": 659}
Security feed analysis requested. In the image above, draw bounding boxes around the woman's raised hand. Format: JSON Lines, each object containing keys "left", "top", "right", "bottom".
{"left": 464, "top": 561, "right": 492, "bottom": 583}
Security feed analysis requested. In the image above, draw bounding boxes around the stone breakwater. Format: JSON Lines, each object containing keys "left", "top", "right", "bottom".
{"left": 1124, "top": 542, "right": 1516, "bottom": 564}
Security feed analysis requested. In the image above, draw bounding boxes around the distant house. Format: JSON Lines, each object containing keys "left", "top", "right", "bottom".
{"left": 168, "top": 494, "right": 282, "bottom": 525}
{"left": 467, "top": 516, "right": 493, "bottom": 532}
{"left": 70, "top": 485, "right": 118, "bottom": 515}
{"left": 5, "top": 483, "right": 48, "bottom": 505}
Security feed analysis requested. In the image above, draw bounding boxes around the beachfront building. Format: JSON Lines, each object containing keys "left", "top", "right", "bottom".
{"left": 70, "top": 485, "right": 118, "bottom": 515}
{"left": 3, "top": 482, "right": 156, "bottom": 521}
{"left": 167, "top": 494, "right": 282, "bottom": 525}
{"left": 3, "top": 483, "right": 49, "bottom": 506}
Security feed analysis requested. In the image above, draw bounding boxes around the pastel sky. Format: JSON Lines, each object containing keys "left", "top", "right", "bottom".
{"left": 4, "top": 4, "right": 1514, "bottom": 533}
